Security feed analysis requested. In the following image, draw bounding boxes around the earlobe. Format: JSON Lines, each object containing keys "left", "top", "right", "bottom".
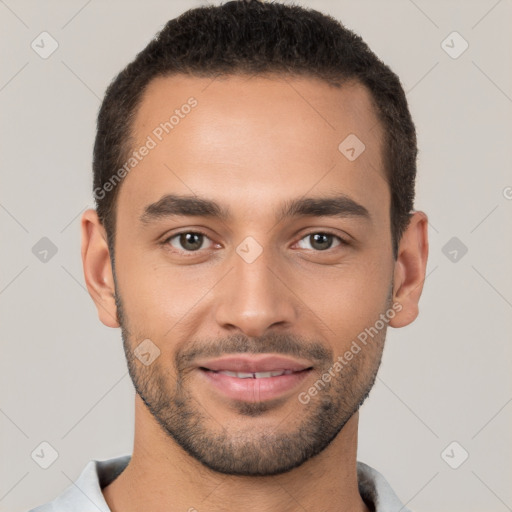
{"left": 80, "top": 209, "right": 120, "bottom": 328}
{"left": 389, "top": 211, "right": 429, "bottom": 328}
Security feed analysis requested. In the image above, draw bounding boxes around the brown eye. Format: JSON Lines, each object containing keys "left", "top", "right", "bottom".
{"left": 296, "top": 232, "right": 344, "bottom": 251}
{"left": 167, "top": 232, "right": 212, "bottom": 252}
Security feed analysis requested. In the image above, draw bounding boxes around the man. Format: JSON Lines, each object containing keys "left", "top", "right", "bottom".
{"left": 30, "top": 0, "right": 428, "bottom": 510}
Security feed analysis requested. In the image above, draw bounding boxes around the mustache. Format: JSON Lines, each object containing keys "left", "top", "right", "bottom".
{"left": 175, "top": 332, "right": 333, "bottom": 370}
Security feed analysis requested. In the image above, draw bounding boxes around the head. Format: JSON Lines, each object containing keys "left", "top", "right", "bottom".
{"left": 82, "top": 0, "right": 428, "bottom": 476}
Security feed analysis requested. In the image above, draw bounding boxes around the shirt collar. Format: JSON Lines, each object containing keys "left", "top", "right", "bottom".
{"left": 36, "top": 455, "right": 411, "bottom": 512}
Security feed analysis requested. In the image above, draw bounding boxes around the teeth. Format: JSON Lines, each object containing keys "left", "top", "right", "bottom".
{"left": 255, "top": 371, "right": 273, "bottom": 378}
{"left": 217, "top": 370, "right": 294, "bottom": 379}
{"left": 218, "top": 371, "right": 252, "bottom": 378}
{"left": 235, "top": 372, "right": 254, "bottom": 379}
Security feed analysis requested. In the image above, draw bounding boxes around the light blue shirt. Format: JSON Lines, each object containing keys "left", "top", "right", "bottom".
{"left": 29, "top": 455, "right": 412, "bottom": 512}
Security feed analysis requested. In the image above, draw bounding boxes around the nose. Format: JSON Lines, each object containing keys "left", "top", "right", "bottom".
{"left": 213, "top": 245, "right": 299, "bottom": 338}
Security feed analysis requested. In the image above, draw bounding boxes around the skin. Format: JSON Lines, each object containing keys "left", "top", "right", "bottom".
{"left": 81, "top": 74, "right": 428, "bottom": 512}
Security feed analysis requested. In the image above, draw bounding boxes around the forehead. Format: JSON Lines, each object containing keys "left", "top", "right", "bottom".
{"left": 134, "top": 73, "right": 382, "bottom": 151}
{"left": 117, "top": 73, "right": 388, "bottom": 226}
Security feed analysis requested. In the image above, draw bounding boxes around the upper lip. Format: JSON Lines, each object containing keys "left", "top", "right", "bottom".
{"left": 197, "top": 355, "right": 313, "bottom": 373}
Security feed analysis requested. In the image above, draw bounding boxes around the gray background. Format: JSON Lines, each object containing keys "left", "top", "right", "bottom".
{"left": 1, "top": 0, "right": 511, "bottom": 511}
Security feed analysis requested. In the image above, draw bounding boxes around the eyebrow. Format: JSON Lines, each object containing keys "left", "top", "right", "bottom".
{"left": 139, "top": 193, "right": 371, "bottom": 225}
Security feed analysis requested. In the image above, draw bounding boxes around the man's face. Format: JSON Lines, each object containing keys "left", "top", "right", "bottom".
{"left": 112, "top": 74, "right": 394, "bottom": 475}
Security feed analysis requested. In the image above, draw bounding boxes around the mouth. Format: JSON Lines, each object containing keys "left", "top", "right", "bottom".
{"left": 201, "top": 369, "right": 299, "bottom": 379}
{"left": 196, "top": 354, "right": 313, "bottom": 373}
{"left": 196, "top": 355, "right": 314, "bottom": 402}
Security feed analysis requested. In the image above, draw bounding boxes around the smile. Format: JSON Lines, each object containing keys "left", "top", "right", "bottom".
{"left": 206, "top": 369, "right": 295, "bottom": 379}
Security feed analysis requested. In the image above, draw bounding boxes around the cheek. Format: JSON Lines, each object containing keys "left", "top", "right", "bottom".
{"left": 302, "top": 257, "right": 392, "bottom": 349}
{"left": 114, "top": 246, "right": 216, "bottom": 335}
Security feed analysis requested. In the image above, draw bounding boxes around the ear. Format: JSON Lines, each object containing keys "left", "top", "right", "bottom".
{"left": 389, "top": 211, "right": 429, "bottom": 328}
{"left": 80, "top": 209, "right": 119, "bottom": 328}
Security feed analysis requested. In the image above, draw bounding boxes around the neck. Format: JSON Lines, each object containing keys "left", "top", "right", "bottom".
{"left": 102, "top": 396, "right": 370, "bottom": 512}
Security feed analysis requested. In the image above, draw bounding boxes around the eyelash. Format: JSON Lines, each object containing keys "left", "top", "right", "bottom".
{"left": 161, "top": 230, "right": 349, "bottom": 255}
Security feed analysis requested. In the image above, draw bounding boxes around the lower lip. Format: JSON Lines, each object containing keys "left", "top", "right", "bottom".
{"left": 199, "top": 368, "right": 312, "bottom": 402}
